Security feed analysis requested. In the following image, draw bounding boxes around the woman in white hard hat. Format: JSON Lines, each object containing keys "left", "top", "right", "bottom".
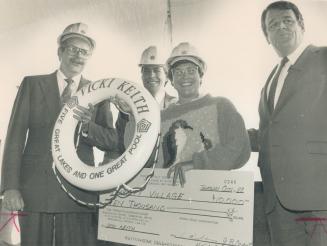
{"left": 159, "top": 42, "right": 251, "bottom": 186}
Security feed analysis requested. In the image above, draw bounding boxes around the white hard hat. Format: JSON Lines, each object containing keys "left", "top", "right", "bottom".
{"left": 166, "top": 42, "right": 206, "bottom": 77}
{"left": 57, "top": 22, "right": 96, "bottom": 49}
{"left": 139, "top": 46, "right": 165, "bottom": 67}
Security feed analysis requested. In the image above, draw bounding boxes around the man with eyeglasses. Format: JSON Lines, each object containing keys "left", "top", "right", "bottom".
{"left": 1, "top": 23, "right": 120, "bottom": 246}
{"left": 157, "top": 42, "right": 250, "bottom": 186}
{"left": 248, "top": 1, "right": 327, "bottom": 245}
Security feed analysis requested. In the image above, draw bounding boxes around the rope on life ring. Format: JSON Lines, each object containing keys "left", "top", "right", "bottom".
{"left": 51, "top": 78, "right": 161, "bottom": 207}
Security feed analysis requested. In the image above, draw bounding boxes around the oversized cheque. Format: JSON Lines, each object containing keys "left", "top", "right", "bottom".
{"left": 99, "top": 169, "right": 253, "bottom": 246}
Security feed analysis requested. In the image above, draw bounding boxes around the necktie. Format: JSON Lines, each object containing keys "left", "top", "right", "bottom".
{"left": 267, "top": 57, "right": 289, "bottom": 112}
{"left": 61, "top": 78, "right": 74, "bottom": 105}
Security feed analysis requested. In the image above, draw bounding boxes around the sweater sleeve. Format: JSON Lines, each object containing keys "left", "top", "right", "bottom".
{"left": 247, "top": 128, "right": 260, "bottom": 152}
{"left": 192, "top": 98, "right": 251, "bottom": 170}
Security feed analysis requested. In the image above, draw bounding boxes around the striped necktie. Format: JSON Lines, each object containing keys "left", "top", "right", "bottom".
{"left": 61, "top": 78, "right": 74, "bottom": 105}
{"left": 267, "top": 56, "right": 289, "bottom": 112}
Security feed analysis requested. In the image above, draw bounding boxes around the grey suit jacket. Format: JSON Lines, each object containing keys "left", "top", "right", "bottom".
{"left": 258, "top": 45, "right": 327, "bottom": 212}
{"left": 1, "top": 71, "right": 119, "bottom": 212}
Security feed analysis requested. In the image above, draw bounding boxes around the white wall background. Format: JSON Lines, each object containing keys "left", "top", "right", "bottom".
{"left": 1, "top": 0, "right": 327, "bottom": 181}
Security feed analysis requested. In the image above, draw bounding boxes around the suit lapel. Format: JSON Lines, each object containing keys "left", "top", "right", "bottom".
{"left": 39, "top": 74, "right": 94, "bottom": 123}
{"left": 39, "top": 71, "right": 61, "bottom": 120}
{"left": 273, "top": 45, "right": 315, "bottom": 116}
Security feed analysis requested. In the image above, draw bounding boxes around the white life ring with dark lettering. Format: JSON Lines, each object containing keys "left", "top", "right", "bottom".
{"left": 52, "top": 78, "right": 160, "bottom": 191}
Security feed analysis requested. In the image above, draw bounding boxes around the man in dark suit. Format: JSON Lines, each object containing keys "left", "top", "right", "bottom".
{"left": 252, "top": 1, "right": 327, "bottom": 245}
{"left": 1, "top": 23, "right": 119, "bottom": 246}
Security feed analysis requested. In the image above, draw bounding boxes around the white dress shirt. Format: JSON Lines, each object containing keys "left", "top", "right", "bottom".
{"left": 267, "top": 42, "right": 308, "bottom": 107}
{"left": 155, "top": 89, "right": 165, "bottom": 109}
{"left": 56, "top": 69, "right": 82, "bottom": 96}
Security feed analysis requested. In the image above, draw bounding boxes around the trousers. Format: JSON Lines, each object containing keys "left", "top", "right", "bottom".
{"left": 267, "top": 199, "right": 327, "bottom": 246}
{"left": 20, "top": 212, "right": 97, "bottom": 246}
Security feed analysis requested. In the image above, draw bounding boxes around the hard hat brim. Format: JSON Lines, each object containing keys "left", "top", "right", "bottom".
{"left": 58, "top": 33, "right": 96, "bottom": 49}
{"left": 138, "top": 63, "right": 165, "bottom": 67}
{"left": 168, "top": 56, "right": 206, "bottom": 72}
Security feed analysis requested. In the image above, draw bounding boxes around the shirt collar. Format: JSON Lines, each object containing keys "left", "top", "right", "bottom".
{"left": 286, "top": 41, "right": 308, "bottom": 65}
{"left": 57, "top": 69, "right": 82, "bottom": 84}
{"left": 155, "top": 89, "right": 165, "bottom": 105}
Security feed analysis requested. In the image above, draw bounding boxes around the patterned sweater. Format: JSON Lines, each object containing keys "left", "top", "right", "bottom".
{"left": 159, "top": 94, "right": 251, "bottom": 170}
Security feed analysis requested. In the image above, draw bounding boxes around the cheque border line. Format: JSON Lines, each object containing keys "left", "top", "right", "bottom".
{"left": 107, "top": 204, "right": 231, "bottom": 220}
{"left": 129, "top": 194, "right": 246, "bottom": 206}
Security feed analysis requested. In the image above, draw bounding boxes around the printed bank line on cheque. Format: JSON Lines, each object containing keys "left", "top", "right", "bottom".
{"left": 165, "top": 207, "right": 230, "bottom": 215}
{"left": 103, "top": 225, "right": 159, "bottom": 236}
{"left": 108, "top": 204, "right": 232, "bottom": 220}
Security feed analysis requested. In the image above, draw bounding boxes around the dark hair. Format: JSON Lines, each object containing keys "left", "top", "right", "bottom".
{"left": 261, "top": 1, "right": 305, "bottom": 38}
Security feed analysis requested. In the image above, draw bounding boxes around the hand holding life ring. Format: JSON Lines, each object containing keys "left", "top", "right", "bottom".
{"left": 51, "top": 78, "right": 160, "bottom": 194}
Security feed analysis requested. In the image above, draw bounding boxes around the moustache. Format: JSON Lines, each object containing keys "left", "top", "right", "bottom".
{"left": 70, "top": 58, "right": 85, "bottom": 65}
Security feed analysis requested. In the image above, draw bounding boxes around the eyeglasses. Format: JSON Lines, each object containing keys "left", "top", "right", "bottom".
{"left": 268, "top": 18, "right": 296, "bottom": 31}
{"left": 64, "top": 45, "right": 92, "bottom": 57}
{"left": 173, "top": 66, "right": 198, "bottom": 77}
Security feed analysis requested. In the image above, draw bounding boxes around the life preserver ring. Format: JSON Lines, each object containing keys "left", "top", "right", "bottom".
{"left": 51, "top": 78, "right": 160, "bottom": 191}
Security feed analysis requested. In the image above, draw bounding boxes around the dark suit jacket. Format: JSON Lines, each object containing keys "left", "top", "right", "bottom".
{"left": 111, "top": 92, "right": 176, "bottom": 163}
{"left": 258, "top": 45, "right": 327, "bottom": 213}
{"left": 1, "top": 71, "right": 119, "bottom": 213}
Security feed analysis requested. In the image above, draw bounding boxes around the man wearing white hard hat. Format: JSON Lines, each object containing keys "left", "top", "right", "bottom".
{"left": 113, "top": 46, "right": 176, "bottom": 159}
{"left": 1, "top": 23, "right": 120, "bottom": 246}
{"left": 139, "top": 46, "right": 176, "bottom": 109}
{"left": 98, "top": 46, "right": 177, "bottom": 246}
{"left": 158, "top": 42, "right": 251, "bottom": 186}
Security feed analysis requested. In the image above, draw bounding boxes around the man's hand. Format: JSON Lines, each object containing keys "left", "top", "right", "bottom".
{"left": 73, "top": 103, "right": 94, "bottom": 124}
{"left": 247, "top": 128, "right": 259, "bottom": 152}
{"left": 167, "top": 161, "right": 194, "bottom": 187}
{"left": 2, "top": 189, "right": 24, "bottom": 211}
